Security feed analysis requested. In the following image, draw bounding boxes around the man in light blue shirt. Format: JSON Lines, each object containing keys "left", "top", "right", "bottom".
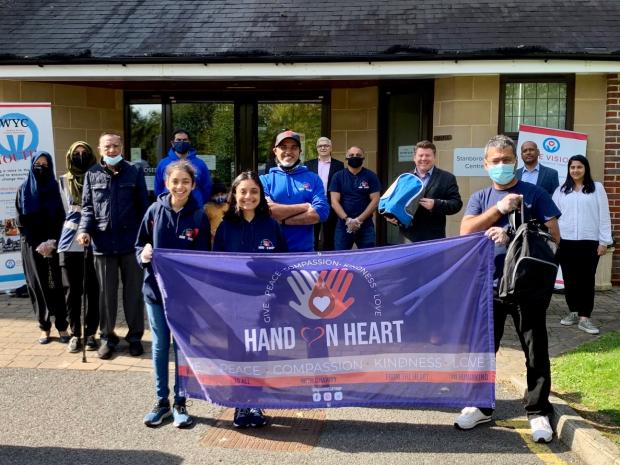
{"left": 516, "top": 141, "right": 559, "bottom": 196}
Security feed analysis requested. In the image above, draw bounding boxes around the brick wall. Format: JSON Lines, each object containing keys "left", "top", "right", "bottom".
{"left": 0, "top": 80, "right": 124, "bottom": 173}
{"left": 605, "top": 74, "right": 620, "bottom": 284}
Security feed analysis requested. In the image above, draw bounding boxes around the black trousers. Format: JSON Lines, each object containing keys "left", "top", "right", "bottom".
{"left": 94, "top": 253, "right": 144, "bottom": 345}
{"left": 60, "top": 250, "right": 100, "bottom": 338}
{"left": 21, "top": 239, "right": 68, "bottom": 332}
{"left": 558, "top": 239, "right": 600, "bottom": 318}
{"left": 314, "top": 210, "right": 338, "bottom": 251}
{"left": 480, "top": 293, "right": 553, "bottom": 419}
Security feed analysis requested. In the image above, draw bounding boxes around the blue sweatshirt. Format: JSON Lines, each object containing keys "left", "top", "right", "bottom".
{"left": 260, "top": 165, "right": 329, "bottom": 252}
{"left": 135, "top": 193, "right": 211, "bottom": 304}
{"left": 213, "top": 214, "right": 288, "bottom": 253}
{"left": 154, "top": 148, "right": 212, "bottom": 207}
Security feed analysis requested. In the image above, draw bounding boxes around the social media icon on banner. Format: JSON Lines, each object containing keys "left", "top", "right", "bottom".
{"left": 323, "top": 392, "right": 332, "bottom": 401}
{"left": 334, "top": 392, "right": 343, "bottom": 401}
{"left": 312, "top": 393, "right": 321, "bottom": 402}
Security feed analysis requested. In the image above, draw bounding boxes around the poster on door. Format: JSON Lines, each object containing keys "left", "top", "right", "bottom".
{"left": 0, "top": 103, "right": 55, "bottom": 291}
{"left": 517, "top": 124, "right": 588, "bottom": 184}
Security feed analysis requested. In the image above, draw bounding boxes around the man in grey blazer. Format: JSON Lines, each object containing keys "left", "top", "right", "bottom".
{"left": 305, "top": 137, "right": 344, "bottom": 250}
{"left": 516, "top": 141, "right": 560, "bottom": 196}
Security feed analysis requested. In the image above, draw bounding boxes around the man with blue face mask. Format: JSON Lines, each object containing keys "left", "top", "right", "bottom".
{"left": 457, "top": 135, "right": 560, "bottom": 444}
{"left": 77, "top": 132, "right": 149, "bottom": 360}
{"left": 154, "top": 129, "right": 212, "bottom": 207}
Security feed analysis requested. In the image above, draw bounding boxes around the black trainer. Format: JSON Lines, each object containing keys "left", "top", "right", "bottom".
{"left": 129, "top": 341, "right": 144, "bottom": 357}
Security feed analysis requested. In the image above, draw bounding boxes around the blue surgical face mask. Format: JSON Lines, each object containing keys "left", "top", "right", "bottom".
{"left": 103, "top": 154, "right": 123, "bottom": 166}
{"left": 173, "top": 141, "right": 191, "bottom": 154}
{"left": 212, "top": 195, "right": 227, "bottom": 205}
{"left": 487, "top": 163, "right": 516, "bottom": 185}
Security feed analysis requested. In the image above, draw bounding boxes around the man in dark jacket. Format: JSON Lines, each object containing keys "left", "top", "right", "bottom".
{"left": 77, "top": 132, "right": 149, "bottom": 359}
{"left": 305, "top": 137, "right": 344, "bottom": 250}
{"left": 384, "top": 140, "right": 463, "bottom": 242}
{"left": 516, "top": 141, "right": 560, "bottom": 196}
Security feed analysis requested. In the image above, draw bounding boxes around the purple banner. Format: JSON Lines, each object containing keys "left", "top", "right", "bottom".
{"left": 152, "top": 233, "right": 495, "bottom": 409}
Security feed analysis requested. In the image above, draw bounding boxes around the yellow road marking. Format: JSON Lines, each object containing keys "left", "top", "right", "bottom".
{"left": 496, "top": 419, "right": 567, "bottom": 465}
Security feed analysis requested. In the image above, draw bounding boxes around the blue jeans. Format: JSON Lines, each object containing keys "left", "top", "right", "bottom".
{"left": 145, "top": 302, "right": 184, "bottom": 404}
{"left": 334, "top": 219, "right": 376, "bottom": 250}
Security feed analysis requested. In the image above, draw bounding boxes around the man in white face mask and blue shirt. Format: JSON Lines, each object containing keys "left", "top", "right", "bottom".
{"left": 457, "top": 134, "right": 560, "bottom": 444}
{"left": 77, "top": 132, "right": 149, "bottom": 360}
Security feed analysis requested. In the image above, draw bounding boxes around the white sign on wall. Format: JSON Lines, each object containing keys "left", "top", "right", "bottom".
{"left": 453, "top": 148, "right": 486, "bottom": 177}
{"left": 398, "top": 145, "right": 414, "bottom": 162}
{"left": 517, "top": 124, "right": 588, "bottom": 184}
{"left": 0, "top": 103, "right": 55, "bottom": 291}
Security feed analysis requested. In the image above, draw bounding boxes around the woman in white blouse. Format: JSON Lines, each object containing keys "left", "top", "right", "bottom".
{"left": 552, "top": 155, "right": 613, "bottom": 335}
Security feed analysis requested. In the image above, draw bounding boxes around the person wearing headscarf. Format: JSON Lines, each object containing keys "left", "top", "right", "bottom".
{"left": 58, "top": 141, "right": 100, "bottom": 353}
{"left": 15, "top": 151, "right": 68, "bottom": 344}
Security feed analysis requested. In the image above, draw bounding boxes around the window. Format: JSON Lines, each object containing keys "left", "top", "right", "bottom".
{"left": 500, "top": 76, "right": 574, "bottom": 139}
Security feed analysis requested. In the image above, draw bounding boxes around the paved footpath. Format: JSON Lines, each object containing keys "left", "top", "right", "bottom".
{"left": 1, "top": 288, "right": 619, "bottom": 465}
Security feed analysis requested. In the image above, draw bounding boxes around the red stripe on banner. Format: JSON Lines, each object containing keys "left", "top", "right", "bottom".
{"left": 0, "top": 103, "right": 51, "bottom": 108}
{"left": 518, "top": 124, "right": 588, "bottom": 141}
{"left": 178, "top": 366, "right": 495, "bottom": 387}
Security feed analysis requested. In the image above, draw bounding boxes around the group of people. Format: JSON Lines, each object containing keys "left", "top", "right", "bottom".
{"left": 16, "top": 127, "right": 612, "bottom": 441}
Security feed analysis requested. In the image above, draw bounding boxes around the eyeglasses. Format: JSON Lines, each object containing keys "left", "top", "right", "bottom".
{"left": 317, "top": 144, "right": 331, "bottom": 149}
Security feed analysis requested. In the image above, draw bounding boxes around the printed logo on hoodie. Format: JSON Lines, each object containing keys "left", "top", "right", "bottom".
{"left": 258, "top": 239, "right": 275, "bottom": 250}
{"left": 300, "top": 182, "right": 312, "bottom": 192}
{"left": 180, "top": 228, "right": 198, "bottom": 241}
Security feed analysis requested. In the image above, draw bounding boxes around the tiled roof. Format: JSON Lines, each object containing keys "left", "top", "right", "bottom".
{"left": 1, "top": 0, "right": 619, "bottom": 64}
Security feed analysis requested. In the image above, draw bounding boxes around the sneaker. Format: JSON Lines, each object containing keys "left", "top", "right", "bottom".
{"left": 454, "top": 407, "right": 492, "bottom": 430}
{"left": 233, "top": 408, "right": 251, "bottom": 428}
{"left": 98, "top": 343, "right": 115, "bottom": 360}
{"left": 530, "top": 415, "right": 553, "bottom": 443}
{"left": 578, "top": 318, "right": 600, "bottom": 335}
{"left": 85, "top": 336, "right": 99, "bottom": 351}
{"left": 172, "top": 402, "right": 193, "bottom": 428}
{"left": 560, "top": 312, "right": 579, "bottom": 326}
{"left": 58, "top": 332, "right": 71, "bottom": 344}
{"left": 144, "top": 400, "right": 172, "bottom": 427}
{"left": 129, "top": 341, "right": 144, "bottom": 357}
{"left": 67, "top": 336, "right": 81, "bottom": 353}
{"left": 249, "top": 408, "right": 266, "bottom": 427}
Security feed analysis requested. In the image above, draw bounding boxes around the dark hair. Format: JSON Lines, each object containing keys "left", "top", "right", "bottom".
{"left": 171, "top": 128, "right": 191, "bottom": 141}
{"left": 210, "top": 179, "right": 228, "bottom": 197}
{"left": 561, "top": 154, "right": 595, "bottom": 194}
{"left": 415, "top": 140, "right": 436, "bottom": 154}
{"left": 224, "top": 171, "right": 270, "bottom": 222}
{"left": 165, "top": 160, "right": 196, "bottom": 182}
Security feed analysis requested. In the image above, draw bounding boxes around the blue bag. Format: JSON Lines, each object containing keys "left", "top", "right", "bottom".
{"left": 378, "top": 173, "right": 424, "bottom": 227}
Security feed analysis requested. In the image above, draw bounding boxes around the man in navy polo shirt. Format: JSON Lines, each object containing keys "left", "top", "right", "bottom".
{"left": 329, "top": 146, "right": 381, "bottom": 250}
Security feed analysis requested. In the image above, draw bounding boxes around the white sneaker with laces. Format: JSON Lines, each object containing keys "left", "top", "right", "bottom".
{"left": 530, "top": 415, "right": 553, "bottom": 443}
{"left": 560, "top": 312, "right": 579, "bottom": 326}
{"left": 578, "top": 318, "right": 600, "bottom": 334}
{"left": 454, "top": 407, "right": 492, "bottom": 430}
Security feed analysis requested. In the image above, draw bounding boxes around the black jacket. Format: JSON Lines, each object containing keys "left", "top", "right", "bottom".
{"left": 401, "top": 167, "right": 463, "bottom": 242}
{"left": 79, "top": 160, "right": 149, "bottom": 255}
{"left": 305, "top": 157, "right": 345, "bottom": 194}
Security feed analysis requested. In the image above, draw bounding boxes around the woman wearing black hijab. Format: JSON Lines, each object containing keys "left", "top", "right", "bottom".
{"left": 16, "top": 151, "right": 68, "bottom": 344}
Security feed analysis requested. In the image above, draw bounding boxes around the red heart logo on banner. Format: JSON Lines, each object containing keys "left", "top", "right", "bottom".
{"left": 301, "top": 326, "right": 326, "bottom": 346}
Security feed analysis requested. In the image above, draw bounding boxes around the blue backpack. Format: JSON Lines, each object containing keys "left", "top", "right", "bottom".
{"left": 378, "top": 173, "right": 424, "bottom": 227}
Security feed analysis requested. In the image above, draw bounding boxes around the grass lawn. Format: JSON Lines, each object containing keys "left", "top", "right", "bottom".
{"left": 551, "top": 330, "right": 620, "bottom": 446}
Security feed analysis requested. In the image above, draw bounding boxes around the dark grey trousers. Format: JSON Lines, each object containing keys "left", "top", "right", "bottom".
{"left": 94, "top": 253, "right": 144, "bottom": 345}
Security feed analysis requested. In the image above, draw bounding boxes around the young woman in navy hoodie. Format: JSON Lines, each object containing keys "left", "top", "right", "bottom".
{"left": 136, "top": 160, "right": 211, "bottom": 428}
{"left": 213, "top": 170, "right": 287, "bottom": 427}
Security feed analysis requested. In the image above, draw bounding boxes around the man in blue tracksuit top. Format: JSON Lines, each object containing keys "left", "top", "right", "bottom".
{"left": 154, "top": 129, "right": 212, "bottom": 206}
{"left": 260, "top": 130, "right": 329, "bottom": 252}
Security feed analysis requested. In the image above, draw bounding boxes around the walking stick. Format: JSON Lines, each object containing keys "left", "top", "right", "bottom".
{"left": 81, "top": 246, "right": 88, "bottom": 363}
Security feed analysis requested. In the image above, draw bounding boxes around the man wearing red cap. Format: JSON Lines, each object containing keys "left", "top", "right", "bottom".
{"left": 260, "top": 130, "right": 329, "bottom": 252}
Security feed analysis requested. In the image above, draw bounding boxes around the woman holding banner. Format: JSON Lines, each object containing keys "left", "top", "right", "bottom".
{"left": 58, "top": 141, "right": 100, "bottom": 353}
{"left": 553, "top": 155, "right": 613, "bottom": 335}
{"left": 213, "top": 170, "right": 287, "bottom": 428}
{"left": 16, "top": 151, "right": 69, "bottom": 345}
{"left": 136, "top": 160, "right": 211, "bottom": 428}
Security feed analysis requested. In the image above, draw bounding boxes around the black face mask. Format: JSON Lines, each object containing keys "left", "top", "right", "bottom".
{"left": 347, "top": 157, "right": 364, "bottom": 168}
{"left": 33, "top": 165, "right": 50, "bottom": 180}
{"left": 72, "top": 154, "right": 91, "bottom": 170}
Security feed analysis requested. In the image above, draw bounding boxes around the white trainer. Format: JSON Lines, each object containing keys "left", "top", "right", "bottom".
{"left": 454, "top": 407, "right": 492, "bottom": 430}
{"left": 530, "top": 415, "right": 553, "bottom": 443}
{"left": 560, "top": 312, "right": 579, "bottom": 326}
{"left": 578, "top": 318, "right": 600, "bottom": 334}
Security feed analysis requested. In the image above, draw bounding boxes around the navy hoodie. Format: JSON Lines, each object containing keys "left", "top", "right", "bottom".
{"left": 136, "top": 193, "right": 211, "bottom": 304}
{"left": 213, "top": 214, "right": 288, "bottom": 253}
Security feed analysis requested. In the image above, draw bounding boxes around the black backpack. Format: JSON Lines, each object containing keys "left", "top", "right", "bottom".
{"left": 498, "top": 205, "right": 558, "bottom": 306}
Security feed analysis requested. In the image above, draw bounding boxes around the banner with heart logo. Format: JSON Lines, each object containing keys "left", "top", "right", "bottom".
{"left": 152, "top": 232, "right": 495, "bottom": 409}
